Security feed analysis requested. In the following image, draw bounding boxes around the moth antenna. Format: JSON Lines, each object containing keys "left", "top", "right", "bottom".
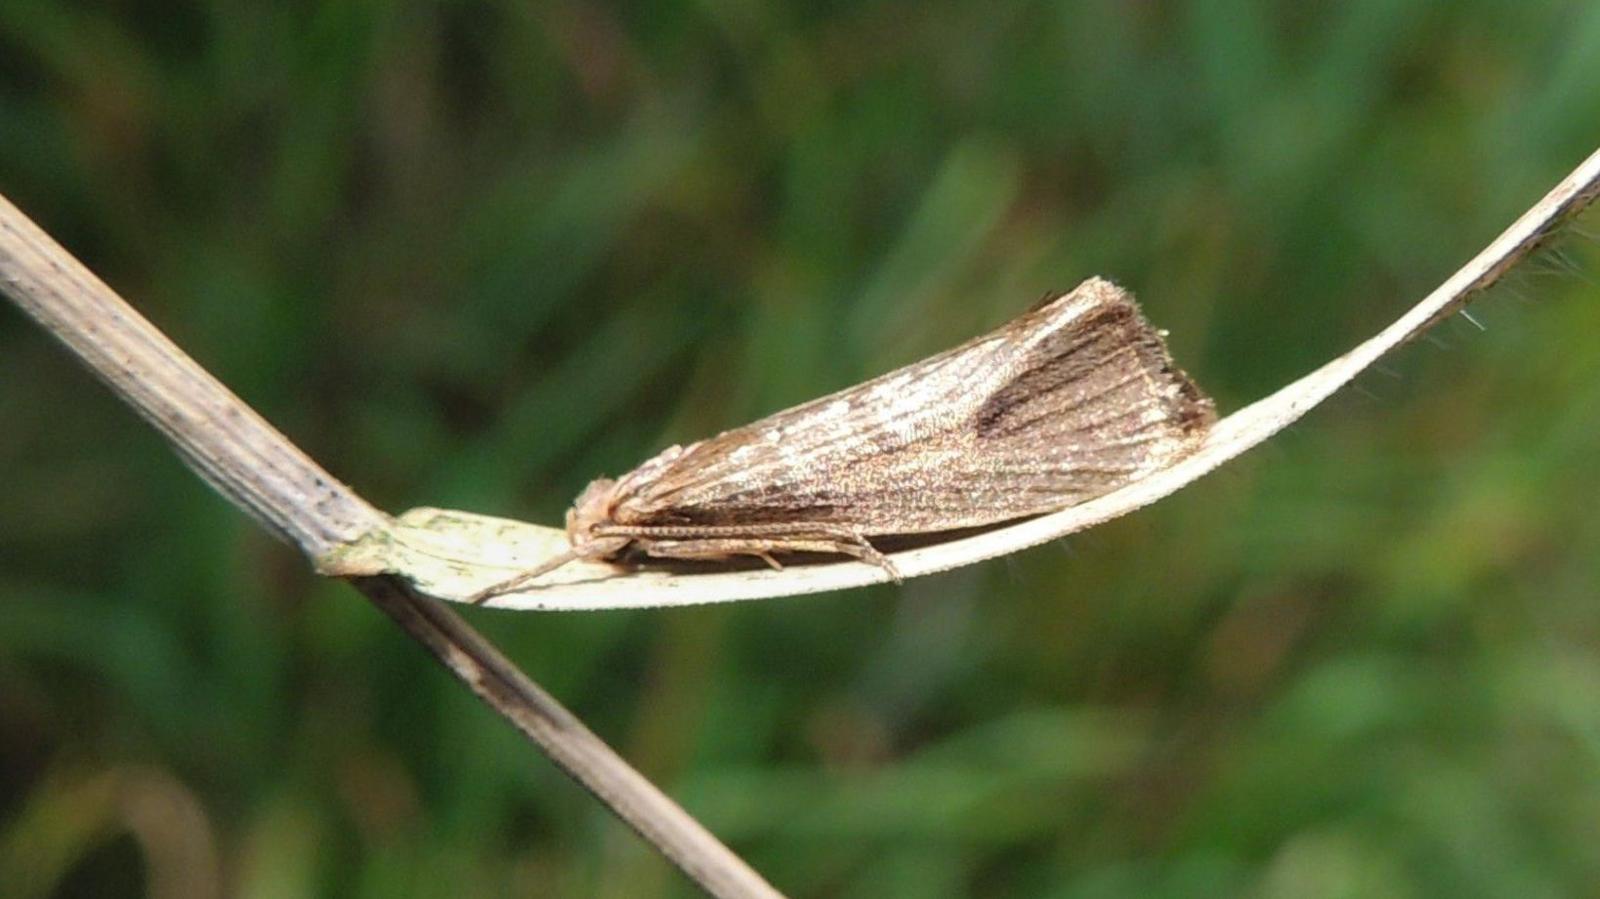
{"left": 468, "top": 548, "right": 583, "bottom": 605}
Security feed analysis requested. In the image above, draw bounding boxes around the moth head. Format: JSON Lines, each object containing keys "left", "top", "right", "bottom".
{"left": 566, "top": 477, "right": 621, "bottom": 551}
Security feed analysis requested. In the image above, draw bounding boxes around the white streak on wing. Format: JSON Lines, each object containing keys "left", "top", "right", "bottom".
{"left": 724, "top": 336, "right": 1003, "bottom": 491}
{"left": 632, "top": 283, "right": 1116, "bottom": 508}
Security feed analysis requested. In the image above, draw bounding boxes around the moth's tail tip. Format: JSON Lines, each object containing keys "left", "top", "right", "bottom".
{"left": 1179, "top": 387, "right": 1220, "bottom": 433}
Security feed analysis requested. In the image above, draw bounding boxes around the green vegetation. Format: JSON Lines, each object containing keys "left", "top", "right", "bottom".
{"left": 2, "top": 2, "right": 1599, "bottom": 896}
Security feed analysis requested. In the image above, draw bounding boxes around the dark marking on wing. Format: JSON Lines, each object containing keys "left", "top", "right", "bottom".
{"left": 973, "top": 303, "right": 1138, "bottom": 438}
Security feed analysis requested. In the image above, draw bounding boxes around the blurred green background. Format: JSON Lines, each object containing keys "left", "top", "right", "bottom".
{"left": 3, "top": 1, "right": 1600, "bottom": 896}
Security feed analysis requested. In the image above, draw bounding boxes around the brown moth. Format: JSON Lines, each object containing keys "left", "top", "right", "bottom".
{"left": 472, "top": 277, "right": 1214, "bottom": 601}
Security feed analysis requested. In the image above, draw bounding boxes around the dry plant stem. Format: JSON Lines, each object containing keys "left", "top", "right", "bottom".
{"left": 0, "top": 202, "right": 387, "bottom": 555}
{"left": 353, "top": 577, "right": 782, "bottom": 899}
{"left": 0, "top": 193, "right": 783, "bottom": 899}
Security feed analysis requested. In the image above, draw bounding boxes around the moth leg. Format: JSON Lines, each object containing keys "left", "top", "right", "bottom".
{"left": 795, "top": 524, "right": 902, "bottom": 581}
{"left": 640, "top": 532, "right": 903, "bottom": 582}
{"left": 816, "top": 533, "right": 901, "bottom": 581}
{"left": 640, "top": 539, "right": 786, "bottom": 568}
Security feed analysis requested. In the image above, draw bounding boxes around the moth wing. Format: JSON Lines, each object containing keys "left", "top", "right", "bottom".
{"left": 612, "top": 328, "right": 1016, "bottom": 524}
{"left": 843, "top": 284, "right": 1215, "bottom": 529}
{"left": 611, "top": 278, "right": 1213, "bottom": 532}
